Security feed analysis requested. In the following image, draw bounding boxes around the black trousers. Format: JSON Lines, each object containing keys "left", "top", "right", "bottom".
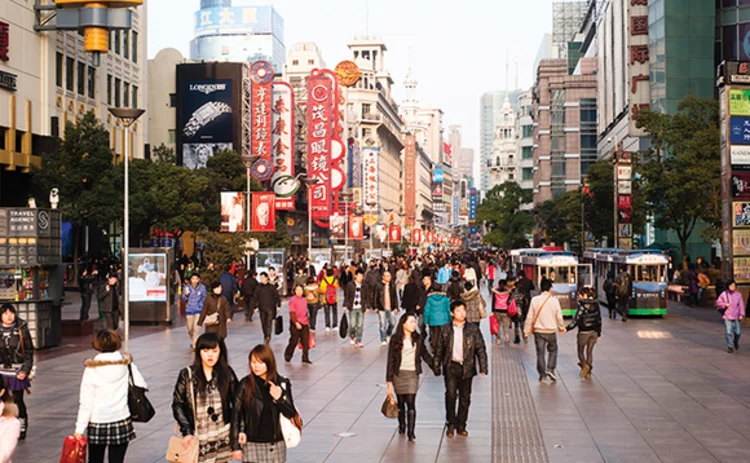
{"left": 13, "top": 390, "right": 27, "bottom": 431}
{"left": 260, "top": 309, "right": 274, "bottom": 340}
{"left": 89, "top": 442, "right": 128, "bottom": 463}
{"left": 285, "top": 323, "right": 310, "bottom": 361}
{"left": 324, "top": 303, "right": 338, "bottom": 328}
{"left": 444, "top": 361, "right": 473, "bottom": 431}
{"left": 243, "top": 296, "right": 256, "bottom": 320}
{"left": 308, "top": 303, "right": 320, "bottom": 330}
{"left": 103, "top": 311, "right": 119, "bottom": 331}
{"left": 80, "top": 292, "right": 92, "bottom": 320}
{"left": 617, "top": 296, "right": 630, "bottom": 320}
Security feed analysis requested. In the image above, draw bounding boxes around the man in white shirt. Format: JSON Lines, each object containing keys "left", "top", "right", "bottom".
{"left": 524, "top": 279, "right": 566, "bottom": 382}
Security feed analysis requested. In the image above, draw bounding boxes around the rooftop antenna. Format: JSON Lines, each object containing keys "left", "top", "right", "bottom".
{"left": 515, "top": 53, "right": 519, "bottom": 90}
{"left": 366, "top": 0, "right": 369, "bottom": 36}
{"left": 505, "top": 49, "right": 509, "bottom": 91}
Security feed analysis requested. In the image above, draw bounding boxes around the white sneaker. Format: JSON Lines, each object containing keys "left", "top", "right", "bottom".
{"left": 325, "top": 327, "right": 331, "bottom": 333}
{"left": 350, "top": 338, "right": 356, "bottom": 345}
{"left": 386, "top": 336, "right": 391, "bottom": 343}
{"left": 381, "top": 341, "right": 388, "bottom": 346}
{"left": 333, "top": 326, "right": 339, "bottom": 331}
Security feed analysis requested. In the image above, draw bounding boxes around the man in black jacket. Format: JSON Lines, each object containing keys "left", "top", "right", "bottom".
{"left": 241, "top": 270, "right": 258, "bottom": 322}
{"left": 374, "top": 271, "right": 399, "bottom": 345}
{"left": 79, "top": 268, "right": 94, "bottom": 320}
{"left": 255, "top": 272, "right": 281, "bottom": 344}
{"left": 434, "top": 300, "right": 488, "bottom": 438}
{"left": 344, "top": 269, "right": 366, "bottom": 346}
{"left": 97, "top": 274, "right": 121, "bottom": 330}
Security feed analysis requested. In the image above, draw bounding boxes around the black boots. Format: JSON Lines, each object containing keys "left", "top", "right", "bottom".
{"left": 398, "top": 410, "right": 406, "bottom": 434}
{"left": 19, "top": 416, "right": 27, "bottom": 440}
{"left": 407, "top": 410, "right": 416, "bottom": 441}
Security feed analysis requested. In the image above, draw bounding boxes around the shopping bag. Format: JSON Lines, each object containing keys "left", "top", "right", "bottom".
{"left": 339, "top": 313, "right": 349, "bottom": 339}
{"left": 298, "top": 332, "right": 316, "bottom": 350}
{"left": 275, "top": 315, "right": 284, "bottom": 335}
{"left": 490, "top": 313, "right": 499, "bottom": 336}
{"left": 507, "top": 299, "right": 518, "bottom": 318}
{"left": 60, "top": 435, "right": 87, "bottom": 463}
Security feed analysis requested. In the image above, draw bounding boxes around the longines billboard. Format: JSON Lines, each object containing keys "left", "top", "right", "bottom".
{"left": 176, "top": 63, "right": 244, "bottom": 169}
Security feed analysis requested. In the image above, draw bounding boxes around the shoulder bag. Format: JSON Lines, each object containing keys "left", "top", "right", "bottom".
{"left": 128, "top": 363, "right": 155, "bottom": 423}
{"left": 203, "top": 311, "right": 220, "bottom": 326}
{"left": 279, "top": 381, "right": 303, "bottom": 448}
{"left": 166, "top": 368, "right": 199, "bottom": 463}
{"left": 716, "top": 292, "right": 728, "bottom": 315}
{"left": 530, "top": 295, "right": 552, "bottom": 335}
{"left": 380, "top": 394, "right": 399, "bottom": 419}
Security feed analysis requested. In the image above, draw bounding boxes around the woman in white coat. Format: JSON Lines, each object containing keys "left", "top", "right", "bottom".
{"left": 73, "top": 330, "right": 147, "bottom": 463}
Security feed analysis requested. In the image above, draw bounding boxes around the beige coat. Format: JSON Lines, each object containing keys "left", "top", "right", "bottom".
{"left": 524, "top": 292, "right": 565, "bottom": 336}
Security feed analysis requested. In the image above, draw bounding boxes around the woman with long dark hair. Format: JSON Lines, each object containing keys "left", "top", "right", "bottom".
{"left": 386, "top": 313, "right": 434, "bottom": 442}
{"left": 0, "top": 303, "right": 33, "bottom": 440}
{"left": 231, "top": 344, "right": 298, "bottom": 462}
{"left": 172, "top": 333, "right": 238, "bottom": 463}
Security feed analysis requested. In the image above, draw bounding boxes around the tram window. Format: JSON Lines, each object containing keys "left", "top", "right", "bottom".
{"left": 554, "top": 267, "right": 575, "bottom": 284}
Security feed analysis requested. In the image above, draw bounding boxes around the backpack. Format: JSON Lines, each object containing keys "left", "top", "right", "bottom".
{"left": 325, "top": 278, "right": 338, "bottom": 304}
{"left": 616, "top": 273, "right": 630, "bottom": 297}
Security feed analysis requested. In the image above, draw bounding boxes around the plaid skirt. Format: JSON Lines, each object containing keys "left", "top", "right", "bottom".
{"left": 242, "top": 440, "right": 286, "bottom": 463}
{"left": 87, "top": 417, "right": 135, "bottom": 446}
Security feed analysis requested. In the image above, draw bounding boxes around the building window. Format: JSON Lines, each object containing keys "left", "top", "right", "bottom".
{"left": 168, "top": 129, "right": 176, "bottom": 144}
{"left": 169, "top": 93, "right": 177, "bottom": 107}
{"left": 56, "top": 53, "right": 63, "bottom": 87}
{"left": 132, "top": 31, "right": 138, "bottom": 63}
{"left": 114, "top": 78, "right": 121, "bottom": 106}
{"left": 551, "top": 161, "right": 566, "bottom": 178}
{"left": 362, "top": 103, "right": 371, "bottom": 119}
{"left": 522, "top": 124, "right": 533, "bottom": 138}
{"left": 66, "top": 57, "right": 75, "bottom": 91}
{"left": 123, "top": 83, "right": 130, "bottom": 108}
{"left": 123, "top": 31, "right": 129, "bottom": 59}
{"left": 308, "top": 59, "right": 315, "bottom": 65}
{"left": 522, "top": 167, "right": 533, "bottom": 181}
{"left": 292, "top": 59, "right": 299, "bottom": 65}
{"left": 107, "top": 75, "right": 112, "bottom": 105}
{"left": 522, "top": 146, "right": 533, "bottom": 159}
{"left": 87, "top": 67, "right": 96, "bottom": 98}
{"left": 77, "top": 62, "right": 86, "bottom": 95}
{"left": 132, "top": 85, "right": 138, "bottom": 108}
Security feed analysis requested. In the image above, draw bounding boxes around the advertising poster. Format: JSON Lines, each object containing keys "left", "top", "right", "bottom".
{"left": 271, "top": 82, "right": 295, "bottom": 210}
{"left": 330, "top": 214, "right": 346, "bottom": 239}
{"left": 617, "top": 165, "right": 632, "bottom": 180}
{"left": 730, "top": 89, "right": 750, "bottom": 117}
{"left": 734, "top": 256, "right": 750, "bottom": 283}
{"left": 733, "top": 229, "right": 750, "bottom": 256}
{"left": 469, "top": 188, "right": 478, "bottom": 224}
{"left": 731, "top": 145, "right": 750, "bottom": 166}
{"left": 349, "top": 216, "right": 364, "bottom": 240}
{"left": 365, "top": 249, "right": 382, "bottom": 262}
{"left": 732, "top": 171, "right": 750, "bottom": 200}
{"left": 362, "top": 141, "right": 380, "bottom": 212}
{"left": 128, "top": 253, "right": 168, "bottom": 302}
{"left": 194, "top": 6, "right": 278, "bottom": 37}
{"left": 332, "top": 246, "right": 354, "bottom": 267}
{"left": 255, "top": 250, "right": 285, "bottom": 279}
{"left": 307, "top": 72, "right": 334, "bottom": 220}
{"left": 730, "top": 116, "right": 750, "bottom": 144}
{"left": 309, "top": 249, "right": 332, "bottom": 275}
{"left": 427, "top": 231, "right": 435, "bottom": 243}
{"left": 220, "top": 192, "right": 245, "bottom": 232}
{"left": 404, "top": 135, "right": 417, "bottom": 226}
{"left": 412, "top": 228, "right": 423, "bottom": 243}
{"left": 181, "top": 80, "right": 233, "bottom": 169}
{"left": 452, "top": 194, "right": 460, "bottom": 227}
{"left": 251, "top": 193, "right": 276, "bottom": 232}
{"left": 389, "top": 224, "right": 401, "bottom": 243}
{"left": 250, "top": 61, "right": 274, "bottom": 161}
{"left": 617, "top": 181, "right": 632, "bottom": 194}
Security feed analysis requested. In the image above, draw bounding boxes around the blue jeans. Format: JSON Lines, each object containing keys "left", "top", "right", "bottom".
{"left": 378, "top": 309, "right": 396, "bottom": 342}
{"left": 349, "top": 309, "right": 364, "bottom": 342}
{"left": 725, "top": 319, "right": 741, "bottom": 348}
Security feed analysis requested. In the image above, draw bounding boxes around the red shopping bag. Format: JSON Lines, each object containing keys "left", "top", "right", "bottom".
{"left": 490, "top": 314, "right": 499, "bottom": 336}
{"left": 298, "top": 332, "right": 316, "bottom": 350}
{"left": 60, "top": 435, "right": 87, "bottom": 463}
{"left": 507, "top": 299, "right": 518, "bottom": 318}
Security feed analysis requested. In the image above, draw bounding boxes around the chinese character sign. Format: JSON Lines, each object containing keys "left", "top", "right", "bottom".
{"left": 250, "top": 61, "right": 274, "bottom": 162}
{"left": 307, "top": 72, "right": 334, "bottom": 220}
{"left": 271, "top": 82, "right": 295, "bottom": 210}
{"left": 452, "top": 194, "right": 460, "bottom": 227}
{"left": 628, "top": 0, "right": 650, "bottom": 136}
{"left": 469, "top": 188, "right": 478, "bottom": 224}
{"left": 251, "top": 192, "right": 276, "bottom": 232}
{"left": 0, "top": 21, "right": 8, "bottom": 62}
{"left": 362, "top": 142, "right": 380, "bottom": 212}
{"left": 404, "top": 135, "right": 417, "bottom": 226}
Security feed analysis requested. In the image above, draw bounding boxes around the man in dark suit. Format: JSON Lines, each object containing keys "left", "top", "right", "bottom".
{"left": 97, "top": 274, "right": 121, "bottom": 330}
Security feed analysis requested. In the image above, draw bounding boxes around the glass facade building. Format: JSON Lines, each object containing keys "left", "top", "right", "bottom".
{"left": 648, "top": 0, "right": 715, "bottom": 114}
{"left": 716, "top": 0, "right": 750, "bottom": 67}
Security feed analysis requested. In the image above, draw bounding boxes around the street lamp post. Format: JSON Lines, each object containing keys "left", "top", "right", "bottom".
{"left": 383, "top": 207, "right": 393, "bottom": 254}
{"left": 108, "top": 107, "right": 145, "bottom": 346}
{"left": 240, "top": 154, "right": 261, "bottom": 269}
{"left": 365, "top": 201, "right": 377, "bottom": 250}
{"left": 340, "top": 191, "right": 354, "bottom": 263}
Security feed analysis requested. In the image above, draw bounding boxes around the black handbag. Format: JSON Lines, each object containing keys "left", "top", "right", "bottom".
{"left": 275, "top": 315, "right": 284, "bottom": 335}
{"left": 339, "top": 313, "right": 349, "bottom": 339}
{"left": 128, "top": 364, "right": 155, "bottom": 423}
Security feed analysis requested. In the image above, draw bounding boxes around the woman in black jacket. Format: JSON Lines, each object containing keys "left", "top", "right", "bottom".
{"left": 386, "top": 313, "right": 435, "bottom": 442}
{"left": 565, "top": 287, "right": 602, "bottom": 380}
{"left": 400, "top": 275, "right": 420, "bottom": 314}
{"left": 0, "top": 303, "right": 34, "bottom": 440}
{"left": 231, "top": 344, "right": 298, "bottom": 462}
{"left": 172, "top": 333, "right": 238, "bottom": 463}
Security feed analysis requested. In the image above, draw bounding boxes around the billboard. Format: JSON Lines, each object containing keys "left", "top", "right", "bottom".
{"left": 730, "top": 116, "right": 750, "bottom": 144}
{"left": 128, "top": 253, "right": 168, "bottom": 302}
{"left": 220, "top": 192, "right": 245, "bottom": 232}
{"left": 255, "top": 249, "right": 285, "bottom": 279}
{"left": 271, "top": 82, "right": 295, "bottom": 210}
{"left": 404, "top": 135, "right": 417, "bottom": 226}
{"left": 732, "top": 171, "right": 750, "bottom": 200}
{"left": 307, "top": 72, "right": 334, "bottom": 220}
{"left": 362, "top": 140, "right": 380, "bottom": 212}
{"left": 251, "top": 193, "right": 276, "bottom": 232}
{"left": 349, "top": 216, "right": 364, "bottom": 240}
{"left": 730, "top": 89, "right": 750, "bottom": 116}
{"left": 193, "top": 6, "right": 282, "bottom": 38}
{"left": 468, "top": 188, "right": 478, "bottom": 224}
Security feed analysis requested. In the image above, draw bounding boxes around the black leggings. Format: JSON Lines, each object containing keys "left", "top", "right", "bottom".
{"left": 12, "top": 390, "right": 27, "bottom": 422}
{"left": 89, "top": 442, "right": 128, "bottom": 463}
{"left": 396, "top": 393, "right": 416, "bottom": 414}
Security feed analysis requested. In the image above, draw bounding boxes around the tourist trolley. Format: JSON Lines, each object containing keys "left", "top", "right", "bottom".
{"left": 512, "top": 250, "right": 592, "bottom": 317}
{"left": 582, "top": 248, "right": 668, "bottom": 316}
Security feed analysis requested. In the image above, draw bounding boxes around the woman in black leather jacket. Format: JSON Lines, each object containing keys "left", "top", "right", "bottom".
{"left": 0, "top": 303, "right": 34, "bottom": 440}
{"left": 231, "top": 344, "right": 298, "bottom": 462}
{"left": 172, "top": 333, "right": 238, "bottom": 463}
{"left": 566, "top": 288, "right": 602, "bottom": 380}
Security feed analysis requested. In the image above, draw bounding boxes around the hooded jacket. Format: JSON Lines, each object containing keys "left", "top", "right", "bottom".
{"left": 423, "top": 292, "right": 451, "bottom": 327}
{"left": 461, "top": 289, "right": 485, "bottom": 324}
{"left": 75, "top": 352, "right": 147, "bottom": 434}
{"left": 0, "top": 319, "right": 34, "bottom": 377}
{"left": 565, "top": 299, "right": 602, "bottom": 336}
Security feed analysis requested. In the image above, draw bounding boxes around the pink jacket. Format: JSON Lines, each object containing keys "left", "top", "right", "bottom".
{"left": 717, "top": 290, "right": 746, "bottom": 321}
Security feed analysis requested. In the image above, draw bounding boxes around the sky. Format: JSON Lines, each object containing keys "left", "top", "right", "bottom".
{"left": 147, "top": 0, "right": 556, "bottom": 180}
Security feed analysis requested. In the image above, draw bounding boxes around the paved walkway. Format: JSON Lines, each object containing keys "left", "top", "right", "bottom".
{"left": 11, "top": 292, "right": 750, "bottom": 462}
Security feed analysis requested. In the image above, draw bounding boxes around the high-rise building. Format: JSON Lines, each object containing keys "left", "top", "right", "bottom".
{"left": 457, "top": 148, "right": 475, "bottom": 181}
{"left": 489, "top": 96, "right": 517, "bottom": 188}
{"left": 516, "top": 90, "right": 534, "bottom": 211}
{"left": 190, "top": 3, "right": 286, "bottom": 72}
{"left": 717, "top": 0, "right": 750, "bottom": 67}
{"left": 552, "top": 1, "right": 589, "bottom": 58}
{"left": 148, "top": 48, "right": 185, "bottom": 152}
{"left": 0, "top": 1, "right": 148, "bottom": 205}
{"left": 479, "top": 89, "right": 522, "bottom": 195}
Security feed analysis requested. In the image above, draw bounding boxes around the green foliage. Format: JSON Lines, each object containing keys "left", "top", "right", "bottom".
{"left": 151, "top": 143, "right": 176, "bottom": 165}
{"left": 477, "top": 182, "right": 533, "bottom": 249}
{"left": 636, "top": 93, "right": 721, "bottom": 257}
{"left": 538, "top": 190, "right": 582, "bottom": 247}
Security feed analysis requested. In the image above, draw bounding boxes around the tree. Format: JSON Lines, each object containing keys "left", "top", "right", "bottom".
{"left": 538, "top": 190, "right": 582, "bottom": 247}
{"left": 636, "top": 93, "right": 720, "bottom": 259}
{"left": 476, "top": 182, "right": 533, "bottom": 249}
{"left": 30, "top": 111, "right": 121, "bottom": 262}
{"left": 151, "top": 143, "right": 176, "bottom": 165}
